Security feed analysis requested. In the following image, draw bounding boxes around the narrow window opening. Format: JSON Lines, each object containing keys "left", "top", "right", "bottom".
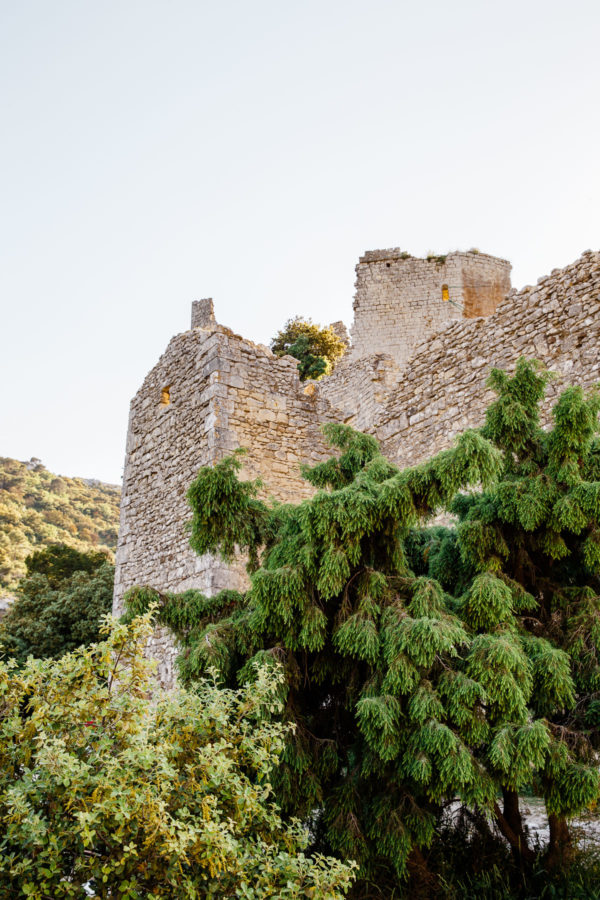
{"left": 386, "top": 262, "right": 391, "bottom": 268}
{"left": 441, "top": 284, "right": 450, "bottom": 302}
{"left": 160, "top": 385, "right": 171, "bottom": 406}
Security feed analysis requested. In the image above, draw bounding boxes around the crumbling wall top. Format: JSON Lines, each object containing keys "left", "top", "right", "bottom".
{"left": 358, "top": 248, "right": 510, "bottom": 265}
{"left": 329, "top": 320, "right": 350, "bottom": 346}
{"left": 191, "top": 297, "right": 216, "bottom": 329}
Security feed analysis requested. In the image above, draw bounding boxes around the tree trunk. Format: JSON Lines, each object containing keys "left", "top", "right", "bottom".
{"left": 406, "top": 845, "right": 438, "bottom": 899}
{"left": 503, "top": 789, "right": 528, "bottom": 847}
{"left": 493, "top": 790, "right": 536, "bottom": 867}
{"left": 545, "top": 813, "right": 572, "bottom": 869}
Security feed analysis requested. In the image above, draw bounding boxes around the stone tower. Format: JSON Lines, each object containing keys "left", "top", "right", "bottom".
{"left": 113, "top": 306, "right": 336, "bottom": 685}
{"left": 349, "top": 249, "right": 512, "bottom": 365}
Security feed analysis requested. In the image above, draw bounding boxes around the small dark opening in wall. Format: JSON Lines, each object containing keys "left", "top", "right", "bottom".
{"left": 386, "top": 262, "right": 391, "bottom": 268}
{"left": 160, "top": 386, "right": 171, "bottom": 406}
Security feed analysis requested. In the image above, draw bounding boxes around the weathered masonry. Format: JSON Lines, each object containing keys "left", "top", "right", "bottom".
{"left": 377, "top": 250, "right": 600, "bottom": 468}
{"left": 349, "top": 249, "right": 511, "bottom": 366}
{"left": 114, "top": 247, "right": 600, "bottom": 686}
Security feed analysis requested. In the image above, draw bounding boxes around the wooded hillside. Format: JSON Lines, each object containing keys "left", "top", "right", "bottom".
{"left": 0, "top": 457, "right": 120, "bottom": 591}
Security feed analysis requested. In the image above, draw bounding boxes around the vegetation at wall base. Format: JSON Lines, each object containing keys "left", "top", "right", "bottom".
{"left": 0, "top": 610, "right": 356, "bottom": 899}
{"left": 127, "top": 358, "right": 600, "bottom": 897}
{"left": 0, "top": 544, "right": 114, "bottom": 664}
{"left": 270, "top": 316, "right": 346, "bottom": 380}
{"left": 0, "top": 456, "right": 120, "bottom": 591}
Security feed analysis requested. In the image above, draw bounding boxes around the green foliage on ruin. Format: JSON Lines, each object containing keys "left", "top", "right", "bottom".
{"left": 127, "top": 359, "right": 600, "bottom": 895}
{"left": 270, "top": 316, "right": 346, "bottom": 381}
{"left": 0, "top": 456, "right": 120, "bottom": 591}
{"left": 0, "top": 610, "right": 356, "bottom": 899}
{"left": 0, "top": 545, "right": 113, "bottom": 664}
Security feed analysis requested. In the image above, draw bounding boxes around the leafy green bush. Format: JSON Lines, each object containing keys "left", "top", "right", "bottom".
{"left": 24, "top": 543, "right": 109, "bottom": 586}
{"left": 0, "top": 546, "right": 113, "bottom": 664}
{"left": 0, "top": 610, "right": 356, "bottom": 899}
{"left": 270, "top": 317, "right": 346, "bottom": 380}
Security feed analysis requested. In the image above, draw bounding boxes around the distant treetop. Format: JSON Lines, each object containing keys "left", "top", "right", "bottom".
{"left": 270, "top": 316, "right": 346, "bottom": 381}
{"left": 0, "top": 543, "right": 114, "bottom": 664}
{"left": 25, "top": 543, "right": 109, "bottom": 588}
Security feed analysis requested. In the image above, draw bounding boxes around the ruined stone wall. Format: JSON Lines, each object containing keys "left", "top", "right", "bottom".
{"left": 216, "top": 336, "right": 334, "bottom": 504}
{"left": 316, "top": 353, "right": 403, "bottom": 432}
{"left": 114, "top": 314, "right": 335, "bottom": 686}
{"left": 375, "top": 251, "right": 600, "bottom": 467}
{"left": 349, "top": 249, "right": 511, "bottom": 366}
{"left": 115, "top": 245, "right": 599, "bottom": 689}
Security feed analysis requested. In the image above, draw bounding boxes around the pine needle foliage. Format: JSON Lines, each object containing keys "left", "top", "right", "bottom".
{"left": 419, "top": 358, "right": 600, "bottom": 866}
{"left": 127, "top": 422, "right": 503, "bottom": 893}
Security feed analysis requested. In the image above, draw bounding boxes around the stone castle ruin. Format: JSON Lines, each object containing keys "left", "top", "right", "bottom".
{"left": 114, "top": 246, "right": 600, "bottom": 686}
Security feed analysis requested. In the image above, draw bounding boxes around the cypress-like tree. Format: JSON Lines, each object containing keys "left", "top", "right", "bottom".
{"left": 127, "top": 361, "right": 600, "bottom": 892}
{"left": 127, "top": 424, "right": 503, "bottom": 893}
{"left": 414, "top": 359, "right": 600, "bottom": 866}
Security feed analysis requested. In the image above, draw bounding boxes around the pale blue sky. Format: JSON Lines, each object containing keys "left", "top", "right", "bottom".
{"left": 2, "top": 0, "right": 599, "bottom": 484}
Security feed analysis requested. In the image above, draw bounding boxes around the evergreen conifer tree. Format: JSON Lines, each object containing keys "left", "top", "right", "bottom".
{"left": 127, "top": 360, "right": 600, "bottom": 892}
{"left": 127, "top": 424, "right": 503, "bottom": 893}
{"left": 412, "top": 359, "right": 600, "bottom": 866}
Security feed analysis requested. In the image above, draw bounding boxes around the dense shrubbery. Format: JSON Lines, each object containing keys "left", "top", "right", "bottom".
{"left": 0, "top": 544, "right": 113, "bottom": 664}
{"left": 0, "top": 610, "right": 356, "bottom": 899}
{"left": 425, "top": 819, "right": 600, "bottom": 899}
{"left": 127, "top": 360, "right": 600, "bottom": 897}
{"left": 0, "top": 456, "right": 120, "bottom": 590}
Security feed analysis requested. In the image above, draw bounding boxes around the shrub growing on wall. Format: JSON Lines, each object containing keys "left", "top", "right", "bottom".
{"left": 270, "top": 317, "right": 346, "bottom": 380}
